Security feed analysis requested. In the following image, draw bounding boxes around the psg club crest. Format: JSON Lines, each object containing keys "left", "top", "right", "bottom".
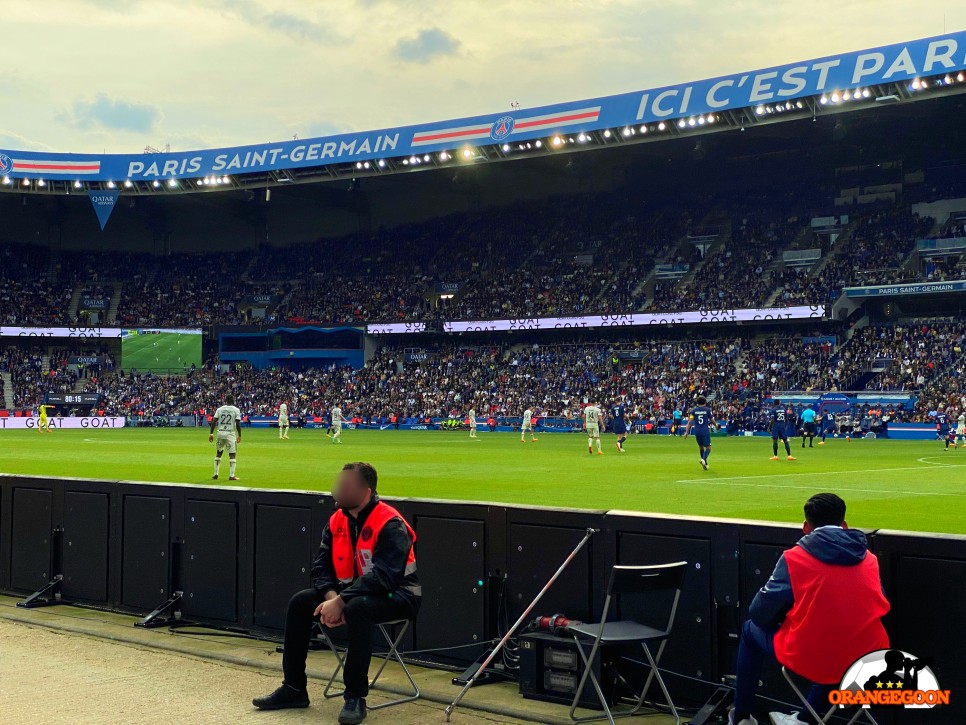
{"left": 0, "top": 153, "right": 11, "bottom": 175}
{"left": 490, "top": 115, "right": 515, "bottom": 141}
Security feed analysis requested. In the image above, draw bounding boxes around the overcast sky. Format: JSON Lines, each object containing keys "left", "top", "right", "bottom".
{"left": 1, "top": 0, "right": 963, "bottom": 153}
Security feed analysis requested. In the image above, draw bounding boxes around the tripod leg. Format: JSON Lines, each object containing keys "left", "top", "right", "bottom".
{"left": 445, "top": 528, "right": 598, "bottom": 721}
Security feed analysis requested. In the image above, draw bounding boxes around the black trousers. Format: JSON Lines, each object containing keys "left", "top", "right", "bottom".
{"left": 282, "top": 588, "right": 416, "bottom": 699}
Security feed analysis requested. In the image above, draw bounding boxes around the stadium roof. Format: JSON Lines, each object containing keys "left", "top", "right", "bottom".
{"left": 1, "top": 30, "right": 965, "bottom": 196}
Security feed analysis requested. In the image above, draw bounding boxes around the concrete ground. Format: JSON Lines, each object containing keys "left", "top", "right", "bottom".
{"left": 0, "top": 595, "right": 676, "bottom": 725}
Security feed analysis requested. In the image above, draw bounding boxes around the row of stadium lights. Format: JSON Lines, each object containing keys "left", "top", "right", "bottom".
{"left": 753, "top": 73, "right": 966, "bottom": 115}
{"left": 756, "top": 99, "right": 808, "bottom": 115}
{"left": 2, "top": 176, "right": 232, "bottom": 189}
{"left": 812, "top": 72, "right": 966, "bottom": 108}
{"left": 819, "top": 89, "right": 871, "bottom": 106}
{"left": 350, "top": 116, "right": 718, "bottom": 171}
{"left": 910, "top": 72, "right": 965, "bottom": 90}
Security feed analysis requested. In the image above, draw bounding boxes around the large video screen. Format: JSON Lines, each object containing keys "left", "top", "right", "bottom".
{"left": 121, "top": 328, "right": 202, "bottom": 371}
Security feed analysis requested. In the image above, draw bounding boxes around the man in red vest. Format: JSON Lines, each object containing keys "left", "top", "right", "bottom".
{"left": 730, "top": 493, "right": 889, "bottom": 725}
{"left": 253, "top": 462, "right": 420, "bottom": 724}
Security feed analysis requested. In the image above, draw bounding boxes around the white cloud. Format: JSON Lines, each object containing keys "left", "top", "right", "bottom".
{"left": 58, "top": 94, "right": 164, "bottom": 133}
{"left": 0, "top": 129, "right": 54, "bottom": 152}
{"left": 392, "top": 28, "right": 461, "bottom": 63}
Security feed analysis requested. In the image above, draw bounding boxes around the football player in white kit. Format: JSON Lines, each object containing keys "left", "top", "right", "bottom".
{"left": 584, "top": 401, "right": 603, "bottom": 455}
{"left": 278, "top": 401, "right": 290, "bottom": 440}
{"left": 330, "top": 404, "right": 346, "bottom": 444}
{"left": 468, "top": 406, "right": 479, "bottom": 439}
{"left": 520, "top": 407, "right": 538, "bottom": 443}
{"left": 956, "top": 410, "right": 966, "bottom": 448}
{"left": 209, "top": 394, "right": 242, "bottom": 480}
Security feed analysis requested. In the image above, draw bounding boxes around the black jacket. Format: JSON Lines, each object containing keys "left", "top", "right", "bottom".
{"left": 310, "top": 495, "right": 421, "bottom": 607}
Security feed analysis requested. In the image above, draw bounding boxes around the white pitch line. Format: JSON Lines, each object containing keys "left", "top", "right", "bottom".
{"left": 675, "top": 479, "right": 965, "bottom": 496}
{"left": 676, "top": 463, "right": 966, "bottom": 496}
{"left": 679, "top": 463, "right": 965, "bottom": 483}
{"left": 916, "top": 456, "right": 960, "bottom": 466}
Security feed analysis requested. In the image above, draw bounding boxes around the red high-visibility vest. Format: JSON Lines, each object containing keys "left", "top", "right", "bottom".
{"left": 774, "top": 544, "right": 890, "bottom": 683}
{"left": 329, "top": 501, "right": 416, "bottom": 585}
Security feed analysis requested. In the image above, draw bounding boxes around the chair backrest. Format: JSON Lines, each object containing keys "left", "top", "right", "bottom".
{"left": 600, "top": 562, "right": 688, "bottom": 634}
{"left": 607, "top": 562, "right": 688, "bottom": 597}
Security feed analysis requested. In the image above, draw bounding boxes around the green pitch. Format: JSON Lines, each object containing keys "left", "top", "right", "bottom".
{"left": 1, "top": 428, "right": 963, "bottom": 535}
{"left": 121, "top": 331, "right": 202, "bottom": 371}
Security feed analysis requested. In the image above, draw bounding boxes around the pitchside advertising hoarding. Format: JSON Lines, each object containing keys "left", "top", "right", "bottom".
{"left": 367, "top": 305, "right": 825, "bottom": 334}
{"left": 0, "top": 416, "right": 125, "bottom": 429}
{"left": 0, "top": 32, "right": 964, "bottom": 182}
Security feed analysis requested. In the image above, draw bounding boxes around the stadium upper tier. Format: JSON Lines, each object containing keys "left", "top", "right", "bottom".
{"left": 0, "top": 194, "right": 961, "bottom": 327}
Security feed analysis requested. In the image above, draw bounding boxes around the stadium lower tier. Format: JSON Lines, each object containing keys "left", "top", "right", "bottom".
{"left": 2, "top": 320, "right": 965, "bottom": 428}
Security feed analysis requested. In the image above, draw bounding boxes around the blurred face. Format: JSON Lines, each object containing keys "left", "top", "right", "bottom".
{"left": 332, "top": 468, "right": 370, "bottom": 510}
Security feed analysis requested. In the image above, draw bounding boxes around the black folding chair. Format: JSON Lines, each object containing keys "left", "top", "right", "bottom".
{"left": 781, "top": 666, "right": 879, "bottom": 725}
{"left": 567, "top": 562, "right": 688, "bottom": 725}
{"left": 318, "top": 618, "right": 420, "bottom": 710}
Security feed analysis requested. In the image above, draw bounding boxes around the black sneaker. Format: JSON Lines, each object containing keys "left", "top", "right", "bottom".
{"left": 252, "top": 683, "right": 310, "bottom": 710}
{"left": 338, "top": 697, "right": 367, "bottom": 724}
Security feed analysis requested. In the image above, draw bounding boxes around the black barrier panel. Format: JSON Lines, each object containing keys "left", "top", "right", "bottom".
{"left": 252, "top": 503, "right": 315, "bottom": 631}
{"left": 2, "top": 473, "right": 966, "bottom": 725}
{"left": 121, "top": 495, "right": 171, "bottom": 611}
{"left": 737, "top": 524, "right": 804, "bottom": 714}
{"left": 874, "top": 532, "right": 966, "bottom": 725}
{"left": 412, "top": 516, "right": 486, "bottom": 654}
{"left": 10, "top": 487, "right": 53, "bottom": 592}
{"left": 507, "top": 522, "right": 597, "bottom": 623}
{"left": 381, "top": 498, "right": 498, "bottom": 661}
{"left": 616, "top": 532, "right": 713, "bottom": 684}
{"left": 62, "top": 491, "right": 110, "bottom": 603}
{"left": 182, "top": 499, "right": 238, "bottom": 622}
{"left": 599, "top": 513, "right": 743, "bottom": 708}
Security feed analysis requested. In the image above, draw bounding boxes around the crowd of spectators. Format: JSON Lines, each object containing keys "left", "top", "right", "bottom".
{"left": 0, "top": 244, "right": 72, "bottom": 325}
{"left": 8, "top": 334, "right": 814, "bottom": 424}
{"left": 0, "top": 346, "right": 116, "bottom": 408}
{"left": 0, "top": 347, "right": 76, "bottom": 408}
{"left": 845, "top": 323, "right": 966, "bottom": 392}
{"left": 651, "top": 206, "right": 802, "bottom": 311}
{"left": 781, "top": 206, "right": 934, "bottom": 304}
{"left": 3, "top": 320, "right": 965, "bottom": 434}
{"left": 0, "top": 197, "right": 955, "bottom": 329}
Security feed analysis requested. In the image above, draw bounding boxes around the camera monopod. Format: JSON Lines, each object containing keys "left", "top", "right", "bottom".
{"left": 444, "top": 527, "right": 598, "bottom": 721}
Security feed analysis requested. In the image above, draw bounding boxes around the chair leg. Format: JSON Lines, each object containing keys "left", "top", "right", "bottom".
{"left": 640, "top": 642, "right": 680, "bottom": 725}
{"left": 568, "top": 636, "right": 615, "bottom": 725}
{"left": 782, "top": 667, "right": 876, "bottom": 725}
{"left": 630, "top": 638, "right": 666, "bottom": 712}
{"left": 319, "top": 629, "right": 348, "bottom": 700}
{"left": 366, "top": 621, "right": 420, "bottom": 710}
{"left": 781, "top": 667, "right": 826, "bottom": 723}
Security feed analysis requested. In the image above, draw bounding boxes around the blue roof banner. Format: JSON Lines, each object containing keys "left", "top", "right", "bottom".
{"left": 0, "top": 31, "right": 964, "bottom": 182}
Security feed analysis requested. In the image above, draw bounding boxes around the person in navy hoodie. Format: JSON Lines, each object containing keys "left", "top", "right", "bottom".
{"left": 730, "top": 493, "right": 890, "bottom": 725}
